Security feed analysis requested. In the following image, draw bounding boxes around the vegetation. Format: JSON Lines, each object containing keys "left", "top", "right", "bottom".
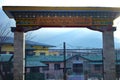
{"left": 0, "top": 23, "right": 13, "bottom": 53}
{"left": 0, "top": 23, "right": 13, "bottom": 80}
{"left": 0, "top": 23, "right": 36, "bottom": 80}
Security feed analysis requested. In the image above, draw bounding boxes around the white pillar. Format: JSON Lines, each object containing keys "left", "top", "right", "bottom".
{"left": 102, "top": 31, "right": 116, "bottom": 80}
{"left": 14, "top": 32, "right": 25, "bottom": 80}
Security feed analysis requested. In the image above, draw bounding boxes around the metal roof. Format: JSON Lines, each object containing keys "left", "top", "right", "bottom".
{"left": 26, "top": 55, "right": 65, "bottom": 62}
{"left": 0, "top": 54, "right": 13, "bottom": 62}
{"left": 26, "top": 61, "right": 47, "bottom": 67}
{"left": 1, "top": 53, "right": 120, "bottom": 66}
{"left": 82, "top": 54, "right": 102, "bottom": 61}
{"left": 1, "top": 53, "right": 120, "bottom": 62}
{"left": 0, "top": 36, "right": 54, "bottom": 47}
{"left": 25, "top": 53, "right": 118, "bottom": 62}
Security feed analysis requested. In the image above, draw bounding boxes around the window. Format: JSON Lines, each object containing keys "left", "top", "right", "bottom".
{"left": 43, "top": 64, "right": 49, "bottom": 71}
{"left": 116, "top": 65, "right": 120, "bottom": 75}
{"left": 73, "top": 63, "right": 83, "bottom": 74}
{"left": 0, "top": 51, "right": 6, "bottom": 54}
{"left": 26, "top": 51, "right": 35, "bottom": 56}
{"left": 30, "top": 67, "right": 39, "bottom": 73}
{"left": 25, "top": 67, "right": 27, "bottom": 72}
{"left": 76, "top": 56, "right": 79, "bottom": 60}
{"left": 40, "top": 52, "right": 45, "bottom": 56}
{"left": 94, "top": 64, "right": 101, "bottom": 71}
{"left": 54, "top": 64, "right": 60, "bottom": 70}
{"left": 46, "top": 73, "right": 55, "bottom": 79}
{"left": 2, "top": 63, "right": 12, "bottom": 72}
{"left": 9, "top": 51, "right": 14, "bottom": 54}
{"left": 116, "top": 65, "right": 120, "bottom": 72}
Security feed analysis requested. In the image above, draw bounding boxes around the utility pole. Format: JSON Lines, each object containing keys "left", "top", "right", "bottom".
{"left": 63, "top": 42, "right": 67, "bottom": 80}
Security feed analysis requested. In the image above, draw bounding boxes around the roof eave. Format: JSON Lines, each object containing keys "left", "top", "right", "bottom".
{"left": 3, "top": 6, "right": 120, "bottom": 18}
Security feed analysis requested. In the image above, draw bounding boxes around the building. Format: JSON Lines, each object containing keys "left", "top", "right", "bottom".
{"left": 3, "top": 6, "right": 120, "bottom": 80}
{"left": 1, "top": 50, "right": 120, "bottom": 80}
{"left": 0, "top": 36, "right": 55, "bottom": 56}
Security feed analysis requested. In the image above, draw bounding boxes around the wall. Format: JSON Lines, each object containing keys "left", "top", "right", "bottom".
{"left": 1, "top": 44, "right": 14, "bottom": 54}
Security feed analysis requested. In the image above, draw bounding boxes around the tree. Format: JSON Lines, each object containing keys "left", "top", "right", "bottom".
{"left": 25, "top": 31, "right": 36, "bottom": 40}
{"left": 0, "top": 23, "right": 13, "bottom": 80}
{"left": 0, "top": 22, "right": 36, "bottom": 52}
{"left": 0, "top": 23, "right": 36, "bottom": 80}
{"left": 0, "top": 23, "right": 13, "bottom": 53}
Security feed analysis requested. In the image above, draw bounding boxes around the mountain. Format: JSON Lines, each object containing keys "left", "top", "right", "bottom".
{"left": 0, "top": 8, "right": 120, "bottom": 49}
{"left": 33, "top": 28, "right": 120, "bottom": 49}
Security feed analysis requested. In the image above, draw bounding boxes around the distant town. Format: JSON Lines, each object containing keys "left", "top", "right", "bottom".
{"left": 0, "top": 37, "right": 120, "bottom": 80}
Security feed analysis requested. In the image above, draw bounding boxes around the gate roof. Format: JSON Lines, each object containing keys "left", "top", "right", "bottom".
{"left": 3, "top": 6, "right": 120, "bottom": 18}
{"left": 3, "top": 6, "right": 120, "bottom": 28}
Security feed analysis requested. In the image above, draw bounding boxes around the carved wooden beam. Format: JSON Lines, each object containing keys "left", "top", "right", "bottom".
{"left": 11, "top": 26, "right": 41, "bottom": 32}
{"left": 87, "top": 26, "right": 116, "bottom": 32}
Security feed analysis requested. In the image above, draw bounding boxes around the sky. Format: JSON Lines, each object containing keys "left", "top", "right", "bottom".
{"left": 0, "top": 0, "right": 120, "bottom": 48}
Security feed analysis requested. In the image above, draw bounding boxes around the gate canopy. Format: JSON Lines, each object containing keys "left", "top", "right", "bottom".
{"left": 3, "top": 6, "right": 120, "bottom": 27}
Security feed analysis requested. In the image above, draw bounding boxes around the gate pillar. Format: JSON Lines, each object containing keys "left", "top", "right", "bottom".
{"left": 14, "top": 31, "right": 25, "bottom": 80}
{"left": 102, "top": 30, "right": 116, "bottom": 80}
{"left": 88, "top": 26, "right": 116, "bottom": 80}
{"left": 11, "top": 26, "right": 40, "bottom": 80}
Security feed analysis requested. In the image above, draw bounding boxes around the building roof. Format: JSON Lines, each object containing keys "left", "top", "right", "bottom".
{"left": 26, "top": 55, "right": 65, "bottom": 62}
{"left": 0, "top": 54, "right": 13, "bottom": 62}
{"left": 26, "top": 53, "right": 119, "bottom": 62}
{"left": 26, "top": 40, "right": 54, "bottom": 47}
{"left": 0, "top": 36, "right": 54, "bottom": 47}
{"left": 0, "top": 54, "right": 47, "bottom": 67}
{"left": 82, "top": 54, "right": 102, "bottom": 61}
{"left": 26, "top": 61, "right": 47, "bottom": 67}
{"left": 1, "top": 53, "right": 120, "bottom": 67}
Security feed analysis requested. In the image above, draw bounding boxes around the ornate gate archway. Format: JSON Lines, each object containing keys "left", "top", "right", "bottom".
{"left": 3, "top": 6, "right": 120, "bottom": 80}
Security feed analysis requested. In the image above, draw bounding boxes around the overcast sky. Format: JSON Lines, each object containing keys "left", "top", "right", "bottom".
{"left": 0, "top": 0, "right": 120, "bottom": 48}
{"left": 1, "top": 0, "right": 120, "bottom": 7}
